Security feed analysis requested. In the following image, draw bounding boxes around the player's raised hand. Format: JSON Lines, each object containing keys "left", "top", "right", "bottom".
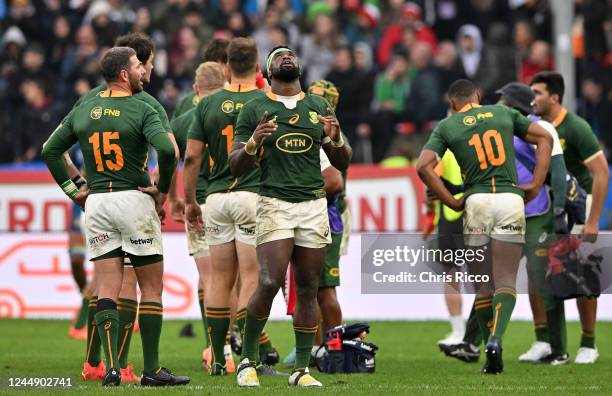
{"left": 139, "top": 185, "right": 167, "bottom": 218}
{"left": 252, "top": 111, "right": 276, "bottom": 145}
{"left": 185, "top": 202, "right": 204, "bottom": 231}
{"left": 318, "top": 108, "right": 340, "bottom": 142}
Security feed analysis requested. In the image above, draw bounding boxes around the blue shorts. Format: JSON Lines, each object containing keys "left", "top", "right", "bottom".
{"left": 70, "top": 203, "right": 83, "bottom": 233}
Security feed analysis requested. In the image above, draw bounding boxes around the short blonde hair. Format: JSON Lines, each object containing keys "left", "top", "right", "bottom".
{"left": 194, "top": 61, "right": 226, "bottom": 92}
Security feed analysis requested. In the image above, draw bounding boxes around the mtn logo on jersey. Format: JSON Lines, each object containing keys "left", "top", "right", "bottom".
{"left": 90, "top": 106, "right": 103, "bottom": 119}
{"left": 309, "top": 111, "right": 319, "bottom": 124}
{"left": 463, "top": 115, "right": 476, "bottom": 126}
{"left": 275, "top": 133, "right": 313, "bottom": 153}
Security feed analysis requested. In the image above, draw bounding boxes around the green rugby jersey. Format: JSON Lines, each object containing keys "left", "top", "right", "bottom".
{"left": 172, "top": 91, "right": 199, "bottom": 120}
{"left": 424, "top": 103, "right": 532, "bottom": 197}
{"left": 189, "top": 84, "right": 264, "bottom": 195}
{"left": 171, "top": 107, "right": 210, "bottom": 204}
{"left": 51, "top": 90, "right": 167, "bottom": 193}
{"left": 552, "top": 107, "right": 601, "bottom": 194}
{"left": 235, "top": 91, "right": 334, "bottom": 203}
{"left": 72, "top": 84, "right": 172, "bottom": 133}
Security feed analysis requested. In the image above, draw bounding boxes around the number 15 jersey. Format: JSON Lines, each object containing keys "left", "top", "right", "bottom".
{"left": 424, "top": 103, "right": 532, "bottom": 197}
{"left": 53, "top": 91, "right": 167, "bottom": 193}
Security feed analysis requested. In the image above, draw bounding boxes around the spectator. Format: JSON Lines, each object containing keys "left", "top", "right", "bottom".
{"left": 46, "top": 16, "right": 74, "bottom": 76}
{"left": 300, "top": 14, "right": 343, "bottom": 84}
{"left": 433, "top": 41, "right": 465, "bottom": 97}
{"left": 371, "top": 50, "right": 411, "bottom": 162}
{"left": 14, "top": 78, "right": 61, "bottom": 162}
{"left": 519, "top": 40, "right": 553, "bottom": 84}
{"left": 478, "top": 22, "right": 516, "bottom": 101}
{"left": 60, "top": 24, "right": 100, "bottom": 94}
{"left": 254, "top": 8, "right": 291, "bottom": 69}
{"left": 326, "top": 46, "right": 372, "bottom": 144}
{"left": 511, "top": 0, "right": 552, "bottom": 42}
{"left": 513, "top": 19, "right": 535, "bottom": 70}
{"left": 456, "top": 24, "right": 483, "bottom": 80}
{"left": 182, "top": 3, "right": 214, "bottom": 44}
{"left": 405, "top": 42, "right": 441, "bottom": 124}
{"left": 578, "top": 75, "right": 612, "bottom": 160}
{"left": 377, "top": 2, "right": 436, "bottom": 67}
{"left": 343, "top": 1, "right": 380, "bottom": 47}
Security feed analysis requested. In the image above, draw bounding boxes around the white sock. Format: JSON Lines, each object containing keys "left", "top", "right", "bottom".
{"left": 223, "top": 344, "right": 232, "bottom": 357}
{"left": 450, "top": 315, "right": 465, "bottom": 336}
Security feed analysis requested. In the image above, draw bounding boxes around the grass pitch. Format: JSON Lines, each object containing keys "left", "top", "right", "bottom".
{"left": 0, "top": 319, "right": 610, "bottom": 395}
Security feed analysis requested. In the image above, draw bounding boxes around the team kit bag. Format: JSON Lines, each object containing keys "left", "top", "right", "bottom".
{"left": 315, "top": 323, "right": 379, "bottom": 374}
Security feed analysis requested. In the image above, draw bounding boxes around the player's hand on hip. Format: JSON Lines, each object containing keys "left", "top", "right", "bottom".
{"left": 185, "top": 202, "right": 204, "bottom": 230}
{"left": 448, "top": 195, "right": 465, "bottom": 212}
{"left": 169, "top": 198, "right": 185, "bottom": 223}
{"left": 518, "top": 182, "right": 540, "bottom": 202}
{"left": 73, "top": 186, "right": 89, "bottom": 210}
{"left": 581, "top": 220, "right": 599, "bottom": 243}
{"left": 253, "top": 111, "right": 276, "bottom": 145}
{"left": 318, "top": 108, "right": 340, "bottom": 142}
{"left": 139, "top": 185, "right": 167, "bottom": 217}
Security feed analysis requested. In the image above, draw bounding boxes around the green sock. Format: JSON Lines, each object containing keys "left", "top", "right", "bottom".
{"left": 139, "top": 301, "right": 163, "bottom": 375}
{"left": 259, "top": 331, "right": 273, "bottom": 353}
{"left": 294, "top": 325, "right": 318, "bottom": 369}
{"left": 580, "top": 331, "right": 595, "bottom": 348}
{"left": 74, "top": 295, "right": 90, "bottom": 329}
{"left": 206, "top": 307, "right": 231, "bottom": 367}
{"left": 86, "top": 296, "right": 101, "bottom": 366}
{"left": 491, "top": 288, "right": 517, "bottom": 342}
{"left": 474, "top": 296, "right": 493, "bottom": 343}
{"left": 117, "top": 298, "right": 137, "bottom": 369}
{"left": 535, "top": 323, "right": 549, "bottom": 343}
{"left": 546, "top": 301, "right": 567, "bottom": 355}
{"left": 198, "top": 289, "right": 209, "bottom": 348}
{"left": 236, "top": 307, "right": 247, "bottom": 339}
{"left": 95, "top": 309, "right": 120, "bottom": 371}
{"left": 241, "top": 311, "right": 268, "bottom": 363}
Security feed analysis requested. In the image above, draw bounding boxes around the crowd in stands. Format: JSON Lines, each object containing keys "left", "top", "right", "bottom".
{"left": 0, "top": 0, "right": 610, "bottom": 164}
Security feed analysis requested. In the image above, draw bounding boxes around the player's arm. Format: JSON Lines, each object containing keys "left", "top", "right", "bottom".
{"left": 584, "top": 152, "right": 610, "bottom": 240}
{"left": 230, "top": 110, "right": 276, "bottom": 177}
{"left": 42, "top": 121, "right": 88, "bottom": 208}
{"left": 319, "top": 108, "right": 351, "bottom": 170}
{"left": 537, "top": 121, "right": 568, "bottom": 233}
{"left": 321, "top": 149, "right": 343, "bottom": 196}
{"left": 520, "top": 122, "right": 553, "bottom": 201}
{"left": 183, "top": 138, "right": 204, "bottom": 229}
{"left": 417, "top": 149, "right": 464, "bottom": 211}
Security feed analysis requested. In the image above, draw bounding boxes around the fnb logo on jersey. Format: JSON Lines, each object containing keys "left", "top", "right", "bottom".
{"left": 275, "top": 133, "right": 313, "bottom": 153}
{"left": 88, "top": 233, "right": 109, "bottom": 246}
{"left": 476, "top": 112, "right": 494, "bottom": 119}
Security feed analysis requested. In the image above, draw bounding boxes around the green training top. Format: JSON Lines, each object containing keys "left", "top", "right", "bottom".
{"left": 235, "top": 91, "right": 333, "bottom": 203}
{"left": 73, "top": 84, "right": 172, "bottom": 134}
{"left": 424, "top": 103, "right": 532, "bottom": 197}
{"left": 189, "top": 84, "right": 264, "bottom": 196}
{"left": 172, "top": 91, "right": 199, "bottom": 120}
{"left": 171, "top": 107, "right": 210, "bottom": 204}
{"left": 552, "top": 107, "right": 601, "bottom": 194}
{"left": 46, "top": 91, "right": 169, "bottom": 193}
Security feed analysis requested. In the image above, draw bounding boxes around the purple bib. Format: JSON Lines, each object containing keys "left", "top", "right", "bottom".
{"left": 514, "top": 134, "right": 551, "bottom": 217}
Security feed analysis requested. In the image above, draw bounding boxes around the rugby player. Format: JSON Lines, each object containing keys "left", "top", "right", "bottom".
{"left": 229, "top": 46, "right": 351, "bottom": 387}
{"left": 417, "top": 79, "right": 552, "bottom": 374}
{"left": 171, "top": 61, "right": 226, "bottom": 369}
{"left": 497, "top": 82, "right": 569, "bottom": 365}
{"left": 530, "top": 72, "right": 610, "bottom": 364}
{"left": 61, "top": 32, "right": 178, "bottom": 383}
{"left": 184, "top": 38, "right": 265, "bottom": 376}
{"left": 42, "top": 47, "right": 189, "bottom": 386}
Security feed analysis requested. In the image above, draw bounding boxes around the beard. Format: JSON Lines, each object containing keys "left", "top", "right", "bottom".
{"left": 271, "top": 64, "right": 300, "bottom": 82}
{"left": 129, "top": 73, "right": 144, "bottom": 93}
